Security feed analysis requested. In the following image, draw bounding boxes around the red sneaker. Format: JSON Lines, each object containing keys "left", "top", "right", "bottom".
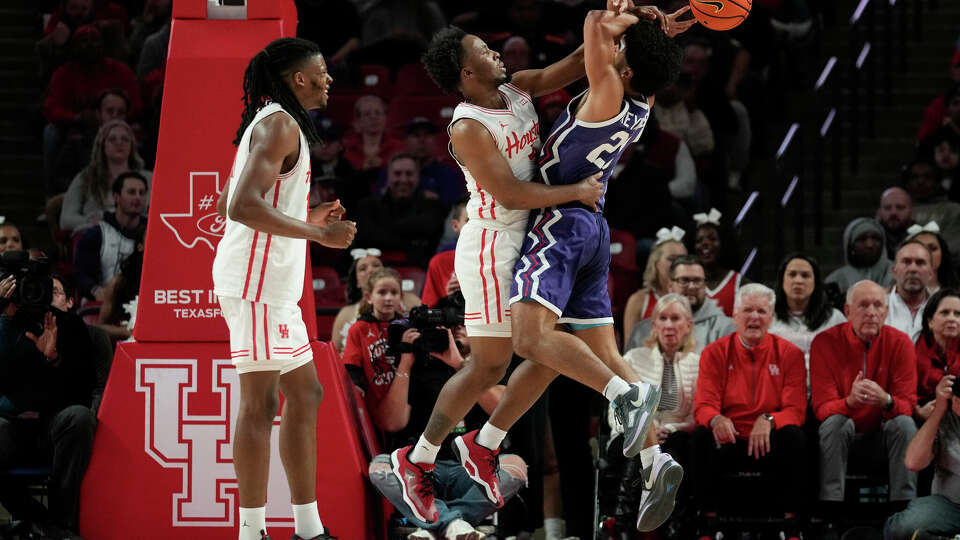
{"left": 390, "top": 446, "right": 439, "bottom": 523}
{"left": 452, "top": 430, "right": 504, "bottom": 507}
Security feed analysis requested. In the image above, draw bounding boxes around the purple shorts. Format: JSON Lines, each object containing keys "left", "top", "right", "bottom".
{"left": 509, "top": 207, "right": 613, "bottom": 326}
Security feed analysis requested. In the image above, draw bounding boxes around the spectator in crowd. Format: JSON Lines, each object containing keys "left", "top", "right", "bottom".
{"left": 536, "top": 89, "right": 571, "bottom": 139}
{"left": 693, "top": 208, "right": 742, "bottom": 317}
{"left": 42, "top": 25, "right": 141, "bottom": 183}
{"left": 330, "top": 249, "right": 420, "bottom": 354}
{"left": 693, "top": 284, "right": 807, "bottom": 539}
{"left": 0, "top": 267, "right": 97, "bottom": 535}
{"left": 422, "top": 198, "right": 468, "bottom": 308}
{"left": 359, "top": 0, "right": 446, "bottom": 55}
{"left": 905, "top": 157, "right": 960, "bottom": 266}
{"left": 655, "top": 58, "right": 716, "bottom": 167}
{"left": 928, "top": 127, "right": 960, "bottom": 198}
{"left": 769, "top": 254, "right": 846, "bottom": 383}
{"left": 0, "top": 221, "right": 23, "bottom": 253}
{"left": 36, "top": 0, "right": 96, "bottom": 76}
{"left": 885, "top": 241, "right": 934, "bottom": 342}
{"left": 884, "top": 374, "right": 960, "bottom": 539}
{"left": 627, "top": 254, "right": 735, "bottom": 354}
{"left": 73, "top": 172, "right": 147, "bottom": 301}
{"left": 309, "top": 116, "right": 364, "bottom": 212}
{"left": 826, "top": 217, "right": 894, "bottom": 296}
{"left": 354, "top": 152, "right": 446, "bottom": 267}
{"left": 50, "top": 88, "right": 130, "bottom": 197}
{"left": 611, "top": 294, "right": 698, "bottom": 532}
{"left": 877, "top": 187, "right": 915, "bottom": 260}
{"left": 501, "top": 36, "right": 531, "bottom": 75}
{"left": 129, "top": 0, "right": 171, "bottom": 69}
{"left": 917, "top": 52, "right": 960, "bottom": 142}
{"left": 294, "top": 0, "right": 362, "bottom": 67}
{"left": 342, "top": 95, "right": 404, "bottom": 173}
{"left": 345, "top": 270, "right": 523, "bottom": 539}
{"left": 391, "top": 117, "right": 465, "bottom": 209}
{"left": 913, "top": 288, "right": 960, "bottom": 422}
{"left": 135, "top": 19, "right": 170, "bottom": 81}
{"left": 906, "top": 221, "right": 958, "bottom": 291}
{"left": 622, "top": 229, "right": 688, "bottom": 347}
{"left": 810, "top": 280, "right": 918, "bottom": 521}
{"left": 60, "top": 119, "right": 151, "bottom": 234}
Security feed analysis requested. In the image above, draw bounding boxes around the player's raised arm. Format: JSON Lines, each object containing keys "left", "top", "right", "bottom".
{"left": 576, "top": 9, "right": 640, "bottom": 123}
{"left": 228, "top": 113, "right": 356, "bottom": 247}
{"left": 508, "top": 44, "right": 586, "bottom": 99}
{"left": 450, "top": 118, "right": 603, "bottom": 210}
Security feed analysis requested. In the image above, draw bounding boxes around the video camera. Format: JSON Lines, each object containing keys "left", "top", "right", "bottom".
{"left": 0, "top": 250, "right": 52, "bottom": 313}
{"left": 387, "top": 292, "right": 465, "bottom": 357}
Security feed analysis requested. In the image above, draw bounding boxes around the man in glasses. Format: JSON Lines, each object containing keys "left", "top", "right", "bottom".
{"left": 627, "top": 254, "right": 735, "bottom": 353}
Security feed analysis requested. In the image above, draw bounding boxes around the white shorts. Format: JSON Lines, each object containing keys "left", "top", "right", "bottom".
{"left": 455, "top": 220, "right": 525, "bottom": 337}
{"left": 218, "top": 296, "right": 313, "bottom": 374}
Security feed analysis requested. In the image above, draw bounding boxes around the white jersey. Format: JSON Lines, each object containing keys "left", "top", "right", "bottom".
{"left": 212, "top": 102, "right": 310, "bottom": 307}
{"left": 448, "top": 82, "right": 541, "bottom": 229}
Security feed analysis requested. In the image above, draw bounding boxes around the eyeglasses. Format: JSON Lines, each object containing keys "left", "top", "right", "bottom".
{"left": 672, "top": 277, "right": 705, "bottom": 286}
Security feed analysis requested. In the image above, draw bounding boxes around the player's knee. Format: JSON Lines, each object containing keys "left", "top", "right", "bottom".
{"left": 513, "top": 331, "right": 540, "bottom": 360}
{"left": 240, "top": 392, "right": 281, "bottom": 425}
{"left": 465, "top": 358, "right": 508, "bottom": 388}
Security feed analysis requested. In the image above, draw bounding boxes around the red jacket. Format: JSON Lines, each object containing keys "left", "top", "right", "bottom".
{"left": 421, "top": 250, "right": 456, "bottom": 308}
{"left": 44, "top": 58, "right": 142, "bottom": 123}
{"left": 915, "top": 334, "right": 960, "bottom": 405}
{"left": 694, "top": 332, "right": 807, "bottom": 438}
{"left": 810, "top": 323, "right": 917, "bottom": 432}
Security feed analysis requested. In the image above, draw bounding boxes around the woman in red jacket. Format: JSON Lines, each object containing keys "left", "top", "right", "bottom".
{"left": 915, "top": 288, "right": 960, "bottom": 421}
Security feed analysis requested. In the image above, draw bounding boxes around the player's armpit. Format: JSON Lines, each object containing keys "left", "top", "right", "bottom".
{"left": 450, "top": 119, "right": 585, "bottom": 210}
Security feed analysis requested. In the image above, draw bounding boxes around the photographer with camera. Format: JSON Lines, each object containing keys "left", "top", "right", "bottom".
{"left": 346, "top": 269, "right": 525, "bottom": 539}
{"left": 884, "top": 373, "right": 960, "bottom": 539}
{"left": 0, "top": 250, "right": 97, "bottom": 536}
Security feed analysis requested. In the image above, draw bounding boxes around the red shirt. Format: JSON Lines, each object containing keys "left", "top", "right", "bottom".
{"left": 810, "top": 323, "right": 917, "bottom": 432}
{"left": 341, "top": 130, "right": 405, "bottom": 172}
{"left": 342, "top": 314, "right": 399, "bottom": 411}
{"left": 694, "top": 332, "right": 807, "bottom": 438}
{"left": 421, "top": 250, "right": 456, "bottom": 308}
{"left": 44, "top": 58, "right": 142, "bottom": 123}
{"left": 915, "top": 334, "right": 960, "bottom": 405}
{"left": 706, "top": 270, "right": 741, "bottom": 317}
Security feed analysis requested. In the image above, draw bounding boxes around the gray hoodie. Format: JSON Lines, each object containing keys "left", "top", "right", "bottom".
{"left": 824, "top": 217, "right": 894, "bottom": 294}
{"left": 626, "top": 296, "right": 736, "bottom": 353}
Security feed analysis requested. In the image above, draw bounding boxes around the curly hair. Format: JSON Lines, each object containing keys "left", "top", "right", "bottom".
{"left": 422, "top": 26, "right": 468, "bottom": 95}
{"left": 623, "top": 21, "right": 683, "bottom": 97}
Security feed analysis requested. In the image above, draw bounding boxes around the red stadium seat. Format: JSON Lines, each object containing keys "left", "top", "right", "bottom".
{"left": 323, "top": 91, "right": 361, "bottom": 132}
{"left": 312, "top": 265, "right": 345, "bottom": 308}
{"left": 357, "top": 64, "right": 394, "bottom": 98}
{"left": 386, "top": 95, "right": 460, "bottom": 133}
{"left": 394, "top": 63, "right": 438, "bottom": 95}
{"left": 315, "top": 312, "right": 336, "bottom": 343}
{"left": 609, "top": 229, "right": 638, "bottom": 270}
{"left": 394, "top": 265, "right": 426, "bottom": 298}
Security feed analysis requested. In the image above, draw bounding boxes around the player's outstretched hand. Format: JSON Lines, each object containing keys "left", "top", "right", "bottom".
{"left": 663, "top": 5, "right": 697, "bottom": 37}
{"left": 626, "top": 5, "right": 667, "bottom": 34}
{"left": 315, "top": 220, "right": 356, "bottom": 248}
{"left": 576, "top": 172, "right": 605, "bottom": 211}
{"left": 607, "top": 0, "right": 635, "bottom": 15}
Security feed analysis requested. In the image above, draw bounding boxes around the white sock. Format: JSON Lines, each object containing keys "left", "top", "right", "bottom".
{"left": 292, "top": 500, "right": 324, "bottom": 539}
{"left": 475, "top": 422, "right": 507, "bottom": 451}
{"left": 602, "top": 376, "right": 632, "bottom": 402}
{"left": 639, "top": 444, "right": 661, "bottom": 469}
{"left": 238, "top": 507, "right": 266, "bottom": 540}
{"left": 544, "top": 517, "right": 566, "bottom": 539}
{"left": 408, "top": 435, "right": 441, "bottom": 465}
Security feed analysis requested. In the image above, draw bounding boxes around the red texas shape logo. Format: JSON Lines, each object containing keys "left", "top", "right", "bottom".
{"left": 160, "top": 172, "right": 226, "bottom": 251}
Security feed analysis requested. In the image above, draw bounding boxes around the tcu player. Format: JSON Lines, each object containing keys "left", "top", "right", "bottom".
{"left": 479, "top": 4, "right": 695, "bottom": 533}
{"left": 213, "top": 38, "right": 354, "bottom": 540}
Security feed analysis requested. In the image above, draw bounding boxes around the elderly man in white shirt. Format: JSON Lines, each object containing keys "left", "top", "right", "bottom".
{"left": 885, "top": 240, "right": 934, "bottom": 342}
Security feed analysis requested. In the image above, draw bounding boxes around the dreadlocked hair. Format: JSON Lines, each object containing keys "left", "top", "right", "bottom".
{"left": 421, "top": 26, "right": 468, "bottom": 95}
{"left": 234, "top": 37, "right": 322, "bottom": 146}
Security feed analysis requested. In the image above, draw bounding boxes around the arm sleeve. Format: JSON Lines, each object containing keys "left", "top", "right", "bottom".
{"left": 772, "top": 345, "right": 807, "bottom": 428}
{"left": 694, "top": 344, "right": 725, "bottom": 427}
{"left": 43, "top": 69, "right": 78, "bottom": 124}
{"left": 667, "top": 141, "right": 697, "bottom": 199}
{"left": 810, "top": 332, "right": 854, "bottom": 421}
{"left": 886, "top": 334, "right": 918, "bottom": 419}
{"left": 60, "top": 174, "right": 88, "bottom": 232}
{"left": 420, "top": 256, "right": 447, "bottom": 308}
{"left": 341, "top": 323, "right": 364, "bottom": 369}
{"left": 73, "top": 226, "right": 103, "bottom": 299}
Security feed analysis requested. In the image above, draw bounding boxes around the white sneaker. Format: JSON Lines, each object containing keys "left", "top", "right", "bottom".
{"left": 444, "top": 518, "right": 482, "bottom": 540}
{"left": 635, "top": 452, "right": 683, "bottom": 532}
{"left": 408, "top": 528, "right": 437, "bottom": 540}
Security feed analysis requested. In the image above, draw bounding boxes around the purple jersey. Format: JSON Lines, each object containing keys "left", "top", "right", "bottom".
{"left": 538, "top": 90, "right": 650, "bottom": 212}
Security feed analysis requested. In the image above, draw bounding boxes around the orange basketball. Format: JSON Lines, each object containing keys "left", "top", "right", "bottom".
{"left": 688, "top": 0, "right": 752, "bottom": 31}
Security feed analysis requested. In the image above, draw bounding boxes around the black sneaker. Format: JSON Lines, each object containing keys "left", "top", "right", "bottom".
{"left": 291, "top": 529, "right": 337, "bottom": 539}
{"left": 290, "top": 527, "right": 337, "bottom": 540}
{"left": 612, "top": 383, "right": 661, "bottom": 458}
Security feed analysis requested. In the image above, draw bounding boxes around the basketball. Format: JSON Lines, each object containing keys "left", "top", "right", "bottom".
{"left": 688, "top": 0, "right": 752, "bottom": 31}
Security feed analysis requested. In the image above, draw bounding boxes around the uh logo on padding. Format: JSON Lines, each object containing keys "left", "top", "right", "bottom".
{"left": 135, "top": 358, "right": 294, "bottom": 526}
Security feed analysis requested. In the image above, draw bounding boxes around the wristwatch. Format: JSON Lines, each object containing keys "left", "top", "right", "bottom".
{"left": 763, "top": 413, "right": 776, "bottom": 429}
